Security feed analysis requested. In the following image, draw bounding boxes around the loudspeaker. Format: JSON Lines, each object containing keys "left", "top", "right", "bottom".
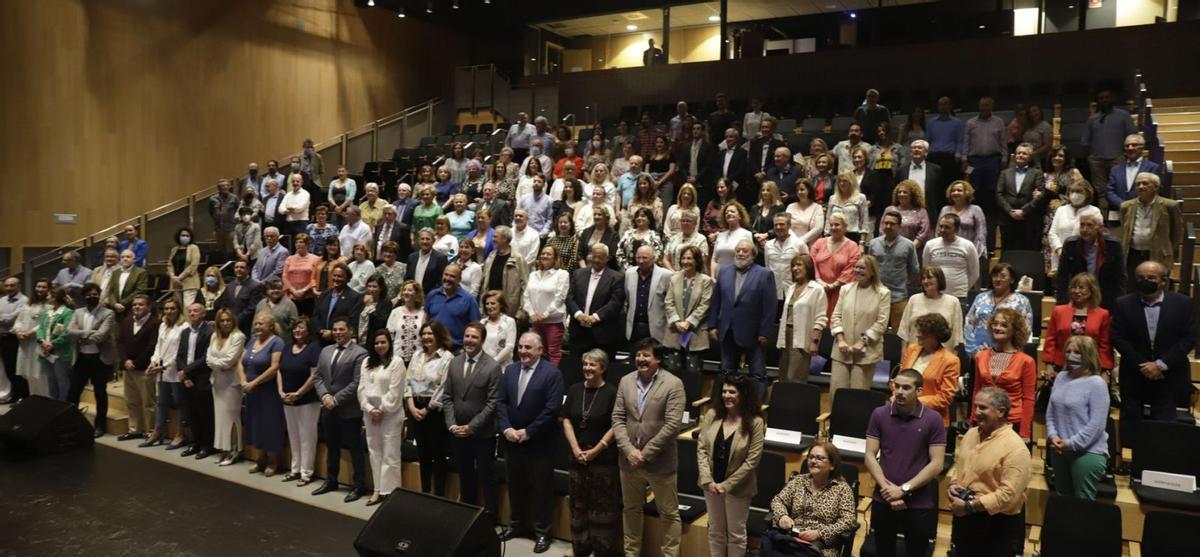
{"left": 0, "top": 395, "right": 95, "bottom": 457}
{"left": 354, "top": 490, "right": 499, "bottom": 557}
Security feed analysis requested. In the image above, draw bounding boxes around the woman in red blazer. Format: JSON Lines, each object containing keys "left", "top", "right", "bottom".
{"left": 899, "top": 313, "right": 960, "bottom": 426}
{"left": 972, "top": 307, "right": 1037, "bottom": 439}
{"left": 1042, "top": 273, "right": 1114, "bottom": 378}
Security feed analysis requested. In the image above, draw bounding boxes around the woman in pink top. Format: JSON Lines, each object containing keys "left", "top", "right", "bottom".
{"left": 809, "top": 213, "right": 861, "bottom": 320}
{"left": 282, "top": 233, "right": 320, "bottom": 316}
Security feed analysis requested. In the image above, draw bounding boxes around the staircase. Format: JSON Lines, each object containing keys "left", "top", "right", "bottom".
{"left": 1157, "top": 97, "right": 1200, "bottom": 212}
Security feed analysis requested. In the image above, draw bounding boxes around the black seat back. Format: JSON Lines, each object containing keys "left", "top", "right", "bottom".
{"left": 767, "top": 382, "right": 820, "bottom": 435}
{"left": 1132, "top": 420, "right": 1200, "bottom": 478}
{"left": 1040, "top": 495, "right": 1123, "bottom": 557}
{"left": 1001, "top": 250, "right": 1047, "bottom": 292}
{"left": 751, "top": 452, "right": 788, "bottom": 510}
{"left": 676, "top": 438, "right": 704, "bottom": 497}
{"left": 1142, "top": 510, "right": 1200, "bottom": 557}
{"left": 829, "top": 388, "right": 887, "bottom": 440}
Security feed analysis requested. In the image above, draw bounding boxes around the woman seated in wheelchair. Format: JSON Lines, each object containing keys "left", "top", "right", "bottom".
{"left": 763, "top": 441, "right": 857, "bottom": 557}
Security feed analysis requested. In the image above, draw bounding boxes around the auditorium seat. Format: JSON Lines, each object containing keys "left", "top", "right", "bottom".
{"left": 452, "top": 134, "right": 470, "bottom": 144}
{"left": 577, "top": 128, "right": 593, "bottom": 143}
{"left": 801, "top": 117, "right": 828, "bottom": 134}
{"left": 830, "top": 116, "right": 854, "bottom": 136}
{"left": 1131, "top": 420, "right": 1200, "bottom": 512}
{"left": 552, "top": 439, "right": 571, "bottom": 497}
{"left": 1137, "top": 510, "right": 1200, "bottom": 557}
{"left": 461, "top": 124, "right": 477, "bottom": 135}
{"left": 819, "top": 388, "right": 887, "bottom": 461}
{"left": 746, "top": 451, "right": 789, "bottom": 539}
{"left": 643, "top": 438, "right": 707, "bottom": 522}
{"left": 1037, "top": 494, "right": 1123, "bottom": 557}
{"left": 763, "top": 382, "right": 819, "bottom": 454}
{"left": 859, "top": 478, "right": 938, "bottom": 557}
{"left": 478, "top": 123, "right": 494, "bottom": 134}
{"left": 1000, "top": 249, "right": 1048, "bottom": 293}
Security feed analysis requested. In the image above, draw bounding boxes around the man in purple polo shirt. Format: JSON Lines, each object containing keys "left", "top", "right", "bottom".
{"left": 864, "top": 369, "right": 946, "bottom": 557}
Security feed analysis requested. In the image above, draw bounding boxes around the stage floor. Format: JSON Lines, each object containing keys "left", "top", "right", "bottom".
{"left": 0, "top": 444, "right": 367, "bottom": 556}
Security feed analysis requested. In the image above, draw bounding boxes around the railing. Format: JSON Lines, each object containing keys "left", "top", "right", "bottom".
{"left": 18, "top": 97, "right": 448, "bottom": 294}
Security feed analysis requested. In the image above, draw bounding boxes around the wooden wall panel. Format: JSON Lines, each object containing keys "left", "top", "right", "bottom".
{"left": 0, "top": 0, "right": 472, "bottom": 263}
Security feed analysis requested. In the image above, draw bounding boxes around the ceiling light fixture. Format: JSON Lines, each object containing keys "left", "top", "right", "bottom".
{"left": 626, "top": 24, "right": 638, "bottom": 31}
{"left": 452, "top": 0, "right": 459, "bottom": 9}
{"left": 398, "top": 8, "right": 405, "bottom": 18}
{"left": 367, "top": 0, "right": 375, "bottom": 6}
{"left": 708, "top": 15, "right": 720, "bottom": 22}
{"left": 426, "top": 2, "right": 433, "bottom": 14}
{"left": 849, "top": 12, "right": 857, "bottom": 19}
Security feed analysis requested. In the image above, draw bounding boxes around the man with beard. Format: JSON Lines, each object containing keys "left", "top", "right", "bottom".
{"left": 709, "top": 240, "right": 777, "bottom": 396}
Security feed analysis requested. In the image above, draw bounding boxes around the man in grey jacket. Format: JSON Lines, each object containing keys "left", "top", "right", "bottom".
{"left": 66, "top": 283, "right": 116, "bottom": 438}
{"left": 441, "top": 321, "right": 502, "bottom": 520}
{"left": 311, "top": 317, "right": 370, "bottom": 502}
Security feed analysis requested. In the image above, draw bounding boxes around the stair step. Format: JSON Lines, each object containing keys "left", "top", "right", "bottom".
{"left": 1166, "top": 149, "right": 1200, "bottom": 162}
{"left": 1157, "top": 122, "right": 1200, "bottom": 131}
{"left": 1175, "top": 184, "right": 1200, "bottom": 197}
{"left": 1156, "top": 112, "right": 1200, "bottom": 125}
{"left": 1159, "top": 130, "right": 1200, "bottom": 143}
{"left": 1153, "top": 105, "right": 1200, "bottom": 115}
{"left": 81, "top": 381, "right": 128, "bottom": 414}
{"left": 1175, "top": 173, "right": 1200, "bottom": 186}
{"left": 1152, "top": 97, "right": 1200, "bottom": 109}
{"left": 79, "top": 404, "right": 129, "bottom": 435}
{"left": 1174, "top": 161, "right": 1200, "bottom": 173}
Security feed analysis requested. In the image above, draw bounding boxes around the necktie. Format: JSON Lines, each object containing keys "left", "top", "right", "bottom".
{"left": 327, "top": 290, "right": 339, "bottom": 326}
{"left": 330, "top": 345, "right": 346, "bottom": 370}
{"left": 913, "top": 164, "right": 922, "bottom": 170}
{"left": 517, "top": 366, "right": 533, "bottom": 406}
{"left": 464, "top": 357, "right": 476, "bottom": 380}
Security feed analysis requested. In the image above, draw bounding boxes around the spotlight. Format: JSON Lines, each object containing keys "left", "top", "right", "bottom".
{"left": 426, "top": 2, "right": 433, "bottom": 14}
{"left": 849, "top": 12, "right": 857, "bottom": 19}
{"left": 367, "top": 0, "right": 375, "bottom": 6}
{"left": 708, "top": 15, "right": 720, "bottom": 22}
{"left": 452, "top": 0, "right": 459, "bottom": 8}
{"left": 398, "top": 9, "right": 405, "bottom": 18}
{"left": 626, "top": 24, "right": 638, "bottom": 31}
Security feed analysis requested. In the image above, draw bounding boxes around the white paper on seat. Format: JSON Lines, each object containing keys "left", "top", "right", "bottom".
{"left": 832, "top": 434, "right": 867, "bottom": 454}
{"left": 683, "top": 411, "right": 691, "bottom": 425}
{"left": 1108, "top": 210, "right": 1121, "bottom": 222}
{"left": 1142, "top": 470, "right": 1198, "bottom": 493}
{"left": 765, "top": 428, "right": 805, "bottom": 447}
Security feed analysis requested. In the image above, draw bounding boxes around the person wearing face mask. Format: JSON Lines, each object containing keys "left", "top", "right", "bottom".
{"left": 1045, "top": 335, "right": 1110, "bottom": 500}
{"left": 553, "top": 140, "right": 584, "bottom": 180}
{"left": 300, "top": 138, "right": 324, "bottom": 187}
{"left": 519, "top": 139, "right": 554, "bottom": 182}
{"left": 1046, "top": 180, "right": 1101, "bottom": 276}
{"left": 168, "top": 227, "right": 202, "bottom": 306}
{"left": 1055, "top": 213, "right": 1125, "bottom": 309}
{"left": 1111, "top": 261, "right": 1198, "bottom": 451}
{"left": 234, "top": 206, "right": 263, "bottom": 263}
{"left": 66, "top": 283, "right": 117, "bottom": 438}
{"left": 710, "top": 240, "right": 777, "bottom": 396}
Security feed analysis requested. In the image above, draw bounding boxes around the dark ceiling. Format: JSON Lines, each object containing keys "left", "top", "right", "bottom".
{"left": 354, "top": 0, "right": 708, "bottom": 32}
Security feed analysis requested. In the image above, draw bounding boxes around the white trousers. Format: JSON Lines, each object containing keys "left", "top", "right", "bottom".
{"left": 283, "top": 402, "right": 321, "bottom": 478}
{"left": 211, "top": 372, "right": 243, "bottom": 452}
{"left": 365, "top": 410, "right": 405, "bottom": 495}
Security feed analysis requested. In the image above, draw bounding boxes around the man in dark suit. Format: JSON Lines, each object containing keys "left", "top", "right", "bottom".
{"left": 441, "top": 321, "right": 502, "bottom": 520}
{"left": 994, "top": 143, "right": 1047, "bottom": 252}
{"left": 745, "top": 117, "right": 785, "bottom": 206}
{"left": 103, "top": 249, "right": 149, "bottom": 319}
{"left": 895, "top": 139, "right": 945, "bottom": 228}
{"left": 1106, "top": 133, "right": 1165, "bottom": 215}
{"left": 115, "top": 294, "right": 159, "bottom": 441}
{"left": 311, "top": 317, "right": 371, "bottom": 502}
{"left": 392, "top": 183, "right": 418, "bottom": 260}
{"left": 714, "top": 128, "right": 748, "bottom": 209}
{"left": 177, "top": 302, "right": 215, "bottom": 458}
{"left": 405, "top": 228, "right": 449, "bottom": 293}
{"left": 709, "top": 239, "right": 777, "bottom": 395}
{"left": 496, "top": 332, "right": 564, "bottom": 553}
{"left": 475, "top": 182, "right": 512, "bottom": 228}
{"left": 677, "top": 121, "right": 715, "bottom": 190}
{"left": 642, "top": 38, "right": 664, "bottom": 66}
{"left": 372, "top": 205, "right": 405, "bottom": 261}
{"left": 764, "top": 146, "right": 804, "bottom": 202}
{"left": 1111, "top": 261, "right": 1198, "bottom": 450}
{"left": 312, "top": 263, "right": 363, "bottom": 344}
{"left": 221, "top": 260, "right": 262, "bottom": 337}
{"left": 1055, "top": 213, "right": 1126, "bottom": 309}
{"left": 566, "top": 244, "right": 626, "bottom": 367}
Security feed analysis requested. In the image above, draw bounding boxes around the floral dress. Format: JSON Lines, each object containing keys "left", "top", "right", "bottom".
{"left": 963, "top": 290, "right": 1034, "bottom": 355}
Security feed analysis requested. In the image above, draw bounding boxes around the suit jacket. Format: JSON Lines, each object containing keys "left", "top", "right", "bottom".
{"left": 220, "top": 278, "right": 263, "bottom": 335}
{"left": 611, "top": 369, "right": 686, "bottom": 474}
{"left": 1043, "top": 304, "right": 1114, "bottom": 370}
{"left": 496, "top": 359, "right": 564, "bottom": 449}
{"left": 764, "top": 163, "right": 804, "bottom": 202}
{"left": 476, "top": 198, "right": 512, "bottom": 228}
{"left": 746, "top": 137, "right": 785, "bottom": 181}
{"left": 372, "top": 218, "right": 408, "bottom": 259}
{"left": 440, "top": 350, "right": 502, "bottom": 436}
{"left": 67, "top": 305, "right": 117, "bottom": 366}
{"left": 696, "top": 411, "right": 765, "bottom": 497}
{"left": 995, "top": 166, "right": 1047, "bottom": 224}
{"left": 405, "top": 249, "right": 450, "bottom": 294}
{"left": 312, "top": 287, "right": 364, "bottom": 336}
{"left": 709, "top": 264, "right": 777, "bottom": 348}
{"left": 576, "top": 227, "right": 620, "bottom": 271}
{"left": 103, "top": 265, "right": 149, "bottom": 311}
{"left": 565, "top": 266, "right": 626, "bottom": 346}
{"left": 1119, "top": 196, "right": 1184, "bottom": 271}
{"left": 1107, "top": 158, "right": 1164, "bottom": 209}
{"left": 117, "top": 314, "right": 160, "bottom": 370}
{"left": 677, "top": 140, "right": 716, "bottom": 186}
{"left": 894, "top": 161, "right": 944, "bottom": 228}
{"left": 1111, "top": 291, "right": 1198, "bottom": 401}
{"left": 479, "top": 251, "right": 529, "bottom": 322}
{"left": 662, "top": 272, "right": 713, "bottom": 350}
{"left": 624, "top": 265, "right": 671, "bottom": 341}
{"left": 715, "top": 144, "right": 749, "bottom": 190}
{"left": 1056, "top": 235, "right": 1126, "bottom": 309}
{"left": 175, "top": 322, "right": 214, "bottom": 390}
{"left": 314, "top": 341, "right": 369, "bottom": 418}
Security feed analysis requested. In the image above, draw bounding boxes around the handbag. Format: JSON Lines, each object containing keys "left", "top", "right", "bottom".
{"left": 760, "top": 528, "right": 823, "bottom": 557}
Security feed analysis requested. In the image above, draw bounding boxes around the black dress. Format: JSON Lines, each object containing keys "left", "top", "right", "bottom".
{"left": 562, "top": 382, "right": 622, "bottom": 557}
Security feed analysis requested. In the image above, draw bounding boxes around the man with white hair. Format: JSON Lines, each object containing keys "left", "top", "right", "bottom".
{"left": 709, "top": 239, "right": 777, "bottom": 395}
{"left": 1119, "top": 172, "right": 1183, "bottom": 282}
{"left": 1106, "top": 133, "right": 1164, "bottom": 215}
{"left": 567, "top": 243, "right": 626, "bottom": 358}
{"left": 505, "top": 111, "right": 535, "bottom": 161}
{"left": 252, "top": 226, "right": 289, "bottom": 282}
{"left": 392, "top": 182, "right": 418, "bottom": 258}
{"left": 280, "top": 172, "right": 311, "bottom": 239}
{"left": 338, "top": 206, "right": 373, "bottom": 259}
{"left": 624, "top": 245, "right": 671, "bottom": 343}
{"left": 1055, "top": 212, "right": 1125, "bottom": 309}
{"left": 895, "top": 139, "right": 945, "bottom": 227}
{"left": 764, "top": 146, "right": 803, "bottom": 202}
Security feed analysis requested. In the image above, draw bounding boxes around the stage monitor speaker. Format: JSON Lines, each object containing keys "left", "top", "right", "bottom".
{"left": 0, "top": 395, "right": 95, "bottom": 457}
{"left": 354, "top": 489, "right": 499, "bottom": 557}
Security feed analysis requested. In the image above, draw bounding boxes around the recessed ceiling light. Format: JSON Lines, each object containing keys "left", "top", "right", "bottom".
{"left": 708, "top": 15, "right": 720, "bottom": 22}
{"left": 626, "top": 24, "right": 638, "bottom": 31}
{"left": 978, "top": 24, "right": 986, "bottom": 29}
{"left": 367, "top": 0, "right": 375, "bottom": 6}
{"left": 849, "top": 12, "right": 857, "bottom": 19}
{"left": 398, "top": 10, "right": 405, "bottom": 18}
{"left": 530, "top": 57, "right": 537, "bottom": 61}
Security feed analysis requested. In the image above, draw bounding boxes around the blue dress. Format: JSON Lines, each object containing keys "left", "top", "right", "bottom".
{"left": 242, "top": 336, "right": 286, "bottom": 452}
{"left": 963, "top": 290, "right": 1034, "bottom": 355}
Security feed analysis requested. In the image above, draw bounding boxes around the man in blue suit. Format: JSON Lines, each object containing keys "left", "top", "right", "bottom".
{"left": 496, "top": 332, "right": 564, "bottom": 554}
{"left": 709, "top": 239, "right": 777, "bottom": 395}
{"left": 1106, "top": 133, "right": 1163, "bottom": 217}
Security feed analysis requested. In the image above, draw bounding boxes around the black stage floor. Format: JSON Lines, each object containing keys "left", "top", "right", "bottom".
{"left": 0, "top": 445, "right": 366, "bottom": 556}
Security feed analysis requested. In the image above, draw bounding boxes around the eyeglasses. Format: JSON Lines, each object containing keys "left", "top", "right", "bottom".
{"left": 807, "top": 454, "right": 828, "bottom": 462}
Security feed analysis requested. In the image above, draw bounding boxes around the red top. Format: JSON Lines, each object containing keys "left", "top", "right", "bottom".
{"left": 1042, "top": 304, "right": 1114, "bottom": 370}
{"left": 972, "top": 349, "right": 1037, "bottom": 439}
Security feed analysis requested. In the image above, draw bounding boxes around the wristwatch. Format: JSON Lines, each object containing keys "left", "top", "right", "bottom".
{"left": 900, "top": 483, "right": 912, "bottom": 496}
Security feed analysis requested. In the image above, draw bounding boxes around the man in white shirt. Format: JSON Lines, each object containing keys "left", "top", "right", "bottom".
{"left": 338, "top": 206, "right": 374, "bottom": 259}
{"left": 0, "top": 276, "right": 28, "bottom": 403}
{"left": 669, "top": 101, "right": 691, "bottom": 142}
{"left": 510, "top": 209, "right": 541, "bottom": 265}
{"left": 505, "top": 111, "right": 535, "bottom": 161}
{"left": 922, "top": 213, "right": 980, "bottom": 298}
{"left": 762, "top": 213, "right": 807, "bottom": 301}
{"left": 833, "top": 122, "right": 872, "bottom": 175}
{"left": 280, "top": 172, "right": 312, "bottom": 240}
{"left": 742, "top": 97, "right": 771, "bottom": 140}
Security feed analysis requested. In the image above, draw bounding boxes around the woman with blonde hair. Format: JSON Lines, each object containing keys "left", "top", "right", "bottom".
{"left": 664, "top": 183, "right": 700, "bottom": 237}
{"left": 829, "top": 255, "right": 890, "bottom": 393}
{"left": 750, "top": 181, "right": 786, "bottom": 246}
{"left": 1046, "top": 335, "right": 1110, "bottom": 499}
{"left": 346, "top": 243, "right": 376, "bottom": 294}
{"left": 939, "top": 180, "right": 989, "bottom": 262}
{"left": 282, "top": 233, "right": 319, "bottom": 316}
{"left": 413, "top": 184, "right": 444, "bottom": 235}
{"left": 825, "top": 171, "right": 868, "bottom": 242}
{"left": 810, "top": 213, "right": 862, "bottom": 320}
{"left": 1043, "top": 272, "right": 1113, "bottom": 380}
{"left": 198, "top": 266, "right": 226, "bottom": 321}
{"left": 206, "top": 308, "right": 246, "bottom": 466}
{"left": 776, "top": 253, "right": 828, "bottom": 383}
{"left": 242, "top": 311, "right": 287, "bottom": 475}
{"left": 881, "top": 179, "right": 930, "bottom": 249}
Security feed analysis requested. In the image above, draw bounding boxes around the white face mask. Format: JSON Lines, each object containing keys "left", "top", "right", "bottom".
{"left": 1069, "top": 192, "right": 1086, "bottom": 206}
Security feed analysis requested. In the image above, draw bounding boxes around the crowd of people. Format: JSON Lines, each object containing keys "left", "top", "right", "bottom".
{"left": 0, "top": 89, "right": 1195, "bottom": 557}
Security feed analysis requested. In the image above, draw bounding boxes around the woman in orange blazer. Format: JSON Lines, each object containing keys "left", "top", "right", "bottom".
{"left": 972, "top": 307, "right": 1037, "bottom": 439}
{"left": 1042, "top": 272, "right": 1114, "bottom": 379}
{"left": 899, "top": 313, "right": 960, "bottom": 426}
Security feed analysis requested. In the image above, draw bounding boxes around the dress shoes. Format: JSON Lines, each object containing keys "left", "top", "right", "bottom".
{"left": 180, "top": 446, "right": 199, "bottom": 457}
{"left": 533, "top": 534, "right": 551, "bottom": 554}
{"left": 93, "top": 427, "right": 105, "bottom": 438}
{"left": 194, "top": 448, "right": 216, "bottom": 460}
{"left": 165, "top": 441, "right": 186, "bottom": 451}
{"left": 344, "top": 489, "right": 367, "bottom": 503}
{"left": 311, "top": 483, "right": 338, "bottom": 496}
{"left": 138, "top": 437, "right": 164, "bottom": 448}
{"left": 116, "top": 432, "right": 142, "bottom": 442}
{"left": 496, "top": 527, "right": 520, "bottom": 542}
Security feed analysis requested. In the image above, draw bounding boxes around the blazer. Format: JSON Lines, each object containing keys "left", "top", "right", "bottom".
{"left": 102, "top": 265, "right": 149, "bottom": 311}
{"left": 220, "top": 278, "right": 263, "bottom": 335}
{"left": 1043, "top": 305, "right": 1114, "bottom": 370}
{"left": 311, "top": 286, "right": 364, "bottom": 336}
{"left": 900, "top": 344, "right": 960, "bottom": 426}
{"left": 765, "top": 164, "right": 805, "bottom": 201}
{"left": 623, "top": 265, "right": 671, "bottom": 341}
{"left": 373, "top": 219, "right": 408, "bottom": 258}
{"left": 709, "top": 264, "right": 777, "bottom": 348}
{"left": 476, "top": 198, "right": 512, "bottom": 228}
{"left": 662, "top": 272, "right": 713, "bottom": 351}
{"left": 1111, "top": 291, "right": 1198, "bottom": 398}
{"left": 894, "top": 161, "right": 944, "bottom": 228}
{"left": 313, "top": 341, "right": 370, "bottom": 418}
{"left": 829, "top": 283, "right": 891, "bottom": 365}
{"left": 565, "top": 266, "right": 626, "bottom": 346}
{"left": 405, "top": 249, "right": 450, "bottom": 294}
{"left": 479, "top": 251, "right": 529, "bottom": 322}
{"left": 1119, "top": 196, "right": 1183, "bottom": 271}
{"left": 175, "top": 322, "right": 214, "bottom": 390}
{"left": 611, "top": 369, "right": 686, "bottom": 474}
{"left": 746, "top": 137, "right": 785, "bottom": 181}
{"left": 496, "top": 359, "right": 564, "bottom": 449}
{"left": 67, "top": 305, "right": 118, "bottom": 366}
{"left": 715, "top": 144, "right": 749, "bottom": 189}
{"left": 577, "top": 226, "right": 620, "bottom": 271}
{"left": 696, "top": 411, "right": 765, "bottom": 498}
{"left": 168, "top": 244, "right": 202, "bottom": 295}
{"left": 1106, "top": 158, "right": 1163, "bottom": 209}
{"left": 1055, "top": 235, "right": 1126, "bottom": 310}
{"left": 440, "top": 350, "right": 502, "bottom": 436}
{"left": 972, "top": 349, "right": 1037, "bottom": 438}
{"left": 677, "top": 140, "right": 716, "bottom": 186}
{"left": 995, "top": 166, "right": 1047, "bottom": 224}
{"left": 117, "top": 314, "right": 160, "bottom": 370}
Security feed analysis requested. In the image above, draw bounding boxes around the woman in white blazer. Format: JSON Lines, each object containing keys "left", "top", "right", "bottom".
{"left": 358, "top": 329, "right": 407, "bottom": 506}
{"left": 663, "top": 245, "right": 713, "bottom": 376}
{"left": 776, "top": 253, "right": 828, "bottom": 383}
{"left": 829, "top": 254, "right": 890, "bottom": 394}
{"left": 206, "top": 308, "right": 246, "bottom": 466}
